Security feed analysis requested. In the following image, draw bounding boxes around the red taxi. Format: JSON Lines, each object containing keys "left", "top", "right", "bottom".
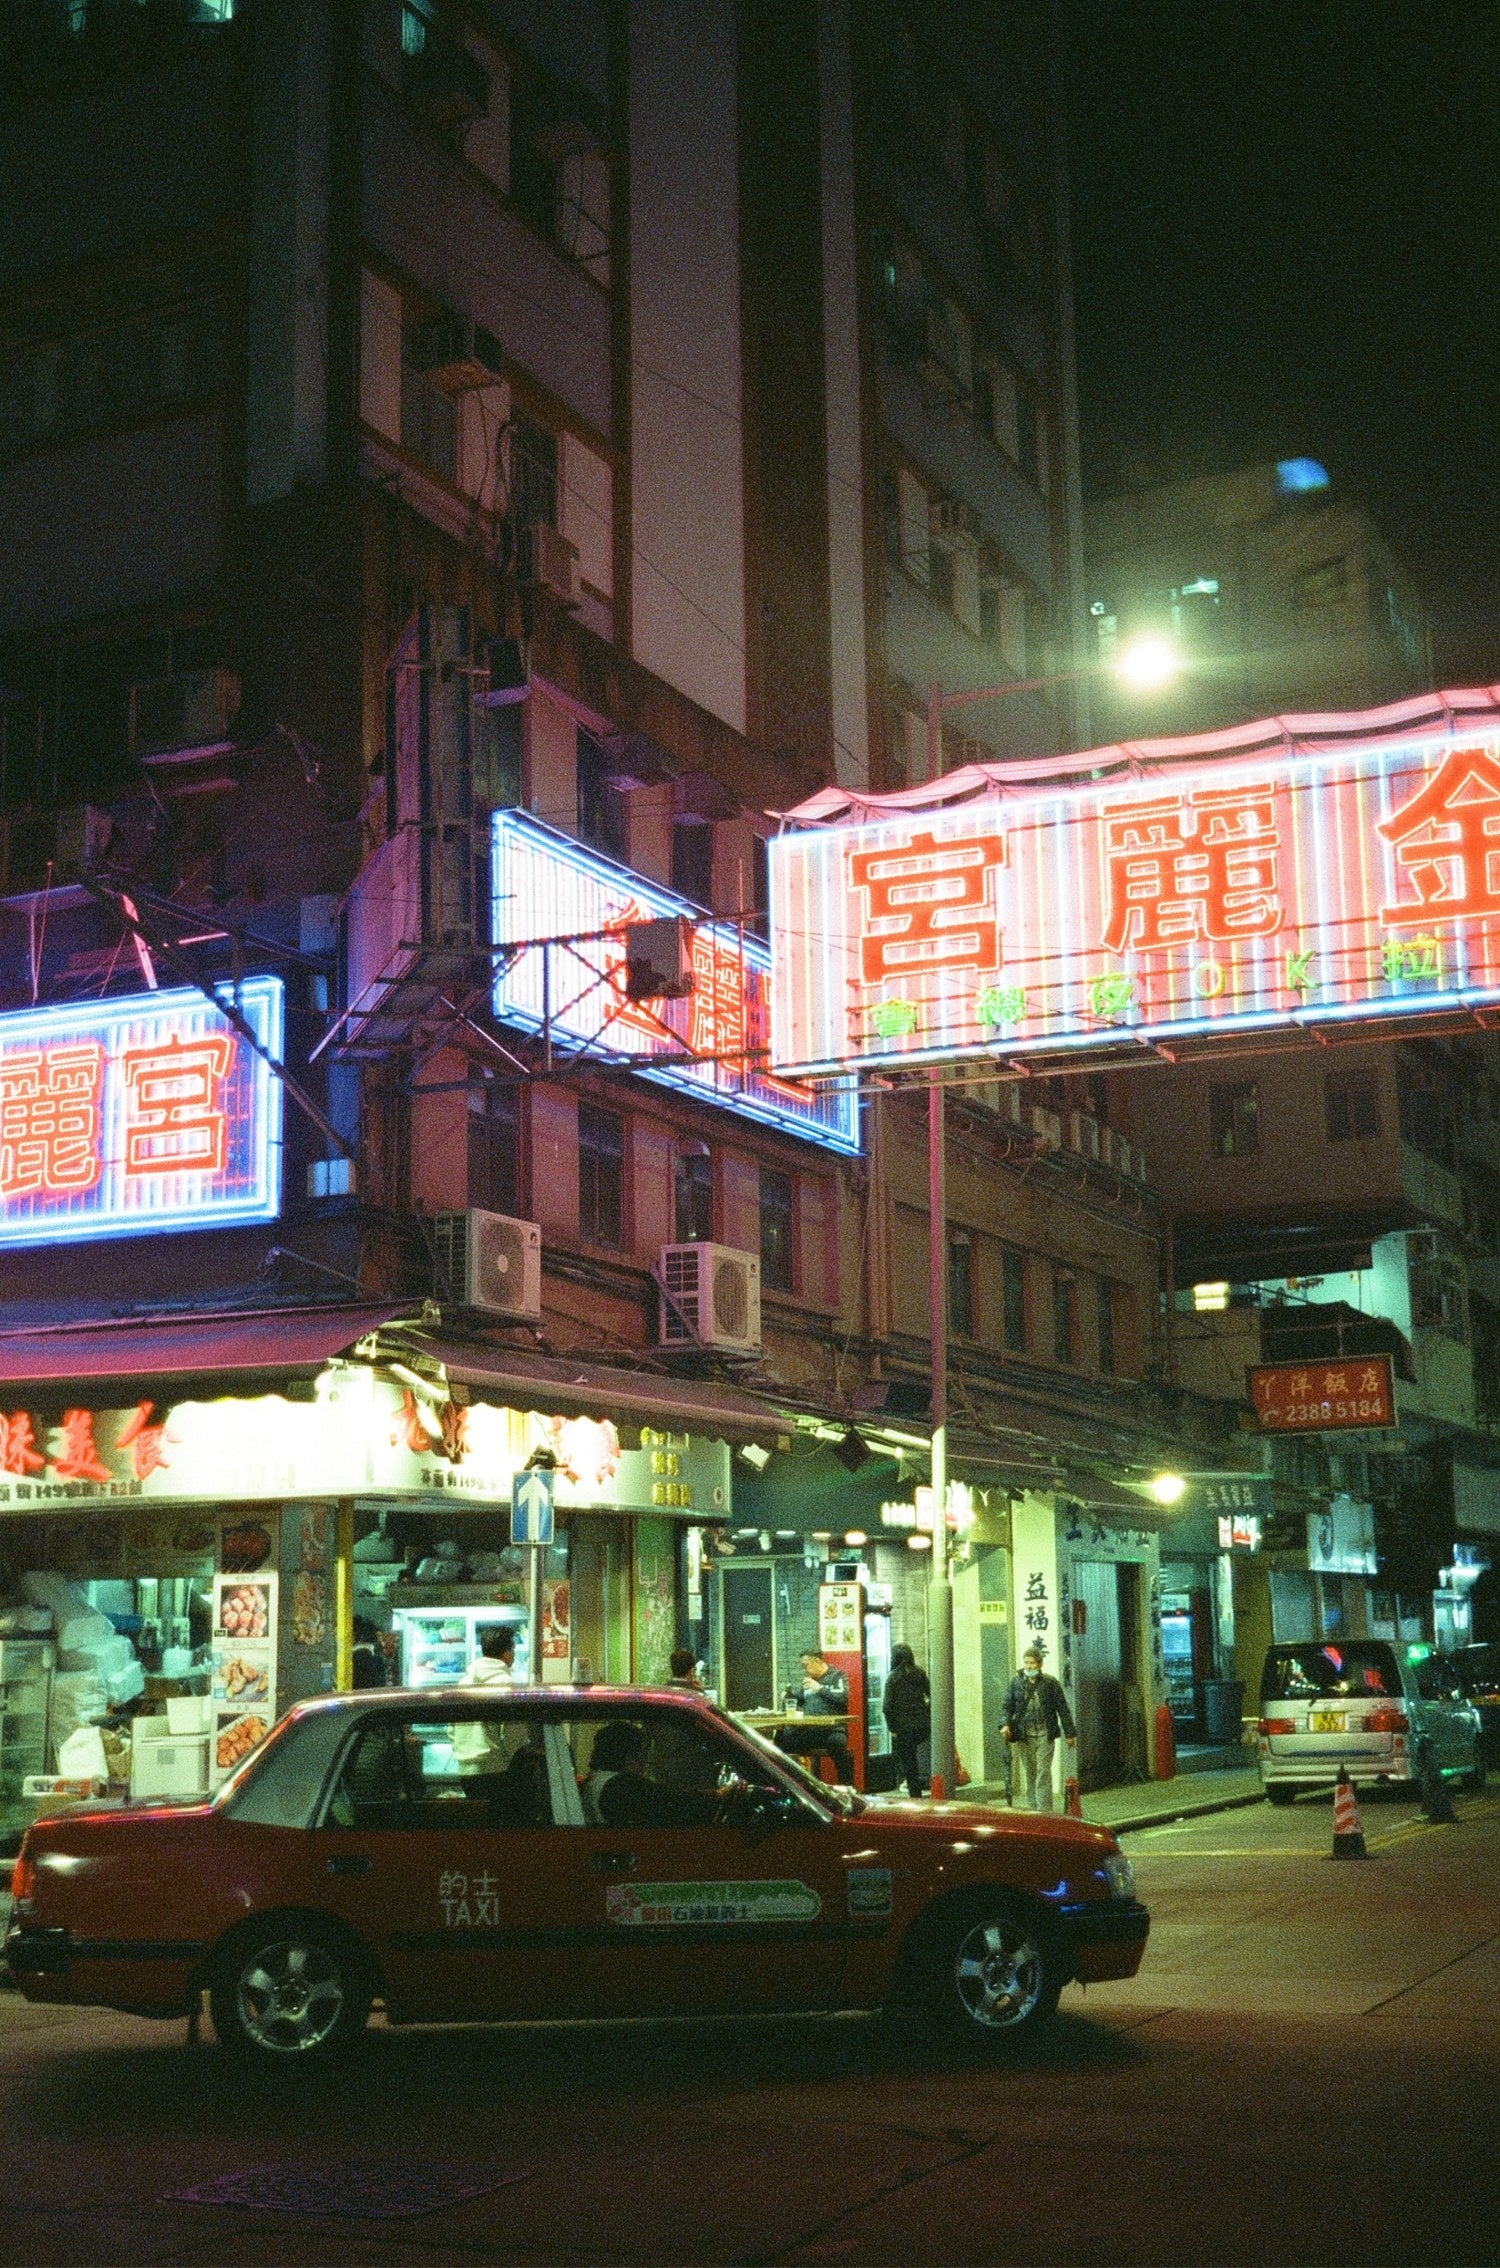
{"left": 6, "top": 1687, "right": 1148, "bottom": 2061}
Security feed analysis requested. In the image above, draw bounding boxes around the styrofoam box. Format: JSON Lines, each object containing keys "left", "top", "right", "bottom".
{"left": 130, "top": 1737, "right": 209, "bottom": 1799}
{"left": 166, "top": 1696, "right": 212, "bottom": 1736}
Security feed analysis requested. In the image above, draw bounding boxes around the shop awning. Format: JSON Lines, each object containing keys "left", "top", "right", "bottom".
{"left": 0, "top": 1303, "right": 416, "bottom": 1396}
{"left": 389, "top": 1333, "right": 793, "bottom": 1450}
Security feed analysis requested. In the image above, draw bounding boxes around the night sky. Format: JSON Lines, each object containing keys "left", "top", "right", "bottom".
{"left": 1064, "top": 5, "right": 1500, "bottom": 683}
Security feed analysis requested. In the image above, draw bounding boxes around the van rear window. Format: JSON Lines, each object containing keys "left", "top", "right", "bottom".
{"left": 1262, "top": 1643, "right": 1400, "bottom": 1703}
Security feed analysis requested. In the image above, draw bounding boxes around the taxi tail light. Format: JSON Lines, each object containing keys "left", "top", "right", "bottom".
{"left": 9, "top": 1848, "right": 35, "bottom": 1906}
{"left": 1365, "top": 1708, "right": 1409, "bottom": 1734}
{"left": 1258, "top": 1716, "right": 1295, "bottom": 1735}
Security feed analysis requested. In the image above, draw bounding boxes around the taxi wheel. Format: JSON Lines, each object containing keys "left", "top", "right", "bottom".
{"left": 210, "top": 1921, "right": 372, "bottom": 2063}
{"left": 922, "top": 1901, "right": 1062, "bottom": 2046}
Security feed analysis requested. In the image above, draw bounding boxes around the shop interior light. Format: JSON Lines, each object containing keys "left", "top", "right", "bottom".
{"left": 906, "top": 1532, "right": 933, "bottom": 1551}
{"left": 1148, "top": 1472, "right": 1188, "bottom": 1505}
{"left": 843, "top": 1529, "right": 867, "bottom": 1546}
{"left": 739, "top": 1442, "right": 771, "bottom": 1470}
{"left": 387, "top": 1360, "right": 447, "bottom": 1410}
{"left": 811, "top": 1529, "right": 832, "bottom": 1542}
{"left": 1193, "top": 1281, "right": 1230, "bottom": 1311}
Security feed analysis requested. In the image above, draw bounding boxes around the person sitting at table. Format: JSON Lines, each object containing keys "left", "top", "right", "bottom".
{"left": 774, "top": 1650, "right": 855, "bottom": 1784}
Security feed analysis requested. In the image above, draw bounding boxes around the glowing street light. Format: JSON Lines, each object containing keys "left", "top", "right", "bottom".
{"left": 1114, "top": 632, "right": 1182, "bottom": 695}
{"left": 1148, "top": 1472, "right": 1188, "bottom": 1506}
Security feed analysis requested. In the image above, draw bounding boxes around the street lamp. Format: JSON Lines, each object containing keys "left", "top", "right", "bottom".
{"left": 920, "top": 638, "right": 1182, "bottom": 1802}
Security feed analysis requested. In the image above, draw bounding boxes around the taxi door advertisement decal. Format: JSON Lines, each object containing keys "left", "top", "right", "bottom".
{"left": 604, "top": 1880, "right": 822, "bottom": 1926}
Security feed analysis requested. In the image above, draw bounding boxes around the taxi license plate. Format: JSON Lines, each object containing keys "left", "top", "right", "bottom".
{"left": 1311, "top": 1710, "right": 1344, "bottom": 1733}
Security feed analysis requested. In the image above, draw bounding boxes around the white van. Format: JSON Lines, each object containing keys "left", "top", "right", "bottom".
{"left": 1256, "top": 1640, "right": 1483, "bottom": 1803}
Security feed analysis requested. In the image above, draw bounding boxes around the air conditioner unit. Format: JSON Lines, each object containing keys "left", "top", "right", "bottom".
{"left": 517, "top": 520, "right": 580, "bottom": 607}
{"left": 434, "top": 1210, "right": 543, "bottom": 1320}
{"left": 1031, "top": 1107, "right": 1062, "bottom": 1151}
{"left": 128, "top": 667, "right": 240, "bottom": 757}
{"left": 931, "top": 496, "right": 981, "bottom": 544}
{"left": 625, "top": 916, "right": 694, "bottom": 1001}
{"left": 1067, "top": 1112, "right": 1102, "bottom": 1163}
{"left": 658, "top": 1242, "right": 762, "bottom": 1355}
{"left": 413, "top": 312, "right": 504, "bottom": 396}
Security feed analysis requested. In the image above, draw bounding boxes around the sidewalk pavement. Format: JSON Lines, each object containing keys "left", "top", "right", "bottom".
{"left": 959, "top": 1760, "right": 1266, "bottom": 1833}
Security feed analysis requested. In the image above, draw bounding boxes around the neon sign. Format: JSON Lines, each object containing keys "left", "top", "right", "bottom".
{"left": 491, "top": 811, "right": 859, "bottom": 1154}
{"left": 769, "top": 728, "right": 1500, "bottom": 1074}
{"left": 0, "top": 978, "right": 283, "bottom": 1248}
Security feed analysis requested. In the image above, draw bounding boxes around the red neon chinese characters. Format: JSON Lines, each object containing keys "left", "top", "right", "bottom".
{"left": 1379, "top": 744, "right": 1500, "bottom": 926}
{"left": 688, "top": 931, "right": 747, "bottom": 1061}
{"left": 1101, "top": 784, "right": 1282, "bottom": 953}
{"left": 0, "top": 1412, "right": 44, "bottom": 1476}
{"left": 848, "top": 829, "right": 1007, "bottom": 985}
{"left": 120, "top": 1033, "right": 233, "bottom": 1175}
{"left": 54, "top": 1409, "right": 111, "bottom": 1484}
{"left": 0, "top": 1043, "right": 104, "bottom": 1201}
{"left": 117, "top": 1400, "right": 174, "bottom": 1481}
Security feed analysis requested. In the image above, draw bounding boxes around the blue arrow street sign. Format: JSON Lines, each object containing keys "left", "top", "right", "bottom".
{"left": 511, "top": 1466, "right": 555, "bottom": 1546}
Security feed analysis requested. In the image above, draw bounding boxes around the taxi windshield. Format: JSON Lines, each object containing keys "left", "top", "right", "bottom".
{"left": 718, "top": 1706, "right": 863, "bottom": 1815}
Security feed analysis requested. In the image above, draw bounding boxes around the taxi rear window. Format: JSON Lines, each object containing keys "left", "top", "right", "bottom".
{"left": 1262, "top": 1643, "right": 1400, "bottom": 1703}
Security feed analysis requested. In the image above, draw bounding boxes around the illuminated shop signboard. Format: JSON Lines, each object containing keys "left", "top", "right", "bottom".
{"left": 768, "top": 731, "right": 1500, "bottom": 1074}
{"left": 0, "top": 977, "right": 284, "bottom": 1248}
{"left": 1248, "top": 1356, "right": 1396, "bottom": 1433}
{"left": 491, "top": 811, "right": 859, "bottom": 1154}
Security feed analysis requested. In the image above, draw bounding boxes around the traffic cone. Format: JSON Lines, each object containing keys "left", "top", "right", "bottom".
{"left": 1331, "top": 1766, "right": 1368, "bottom": 1859}
{"left": 1065, "top": 1775, "right": 1083, "bottom": 1819}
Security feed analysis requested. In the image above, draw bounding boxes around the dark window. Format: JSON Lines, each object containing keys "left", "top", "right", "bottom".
{"left": 751, "top": 833, "right": 770, "bottom": 935}
{"left": 1096, "top": 1278, "right": 1116, "bottom": 1373}
{"left": 400, "top": 344, "right": 458, "bottom": 484}
{"left": 671, "top": 818, "right": 714, "bottom": 909}
{"left": 928, "top": 544, "right": 956, "bottom": 612}
{"left": 674, "top": 1150, "right": 714, "bottom": 1244}
{"left": 1016, "top": 394, "right": 1042, "bottom": 486}
{"left": 948, "top": 1232, "right": 974, "bottom": 1338}
{"left": 509, "top": 81, "right": 560, "bottom": 244}
{"left": 474, "top": 699, "right": 523, "bottom": 809}
{"left": 1398, "top": 1081, "right": 1453, "bottom": 1166}
{"left": 510, "top": 412, "right": 558, "bottom": 530}
{"left": 578, "top": 1103, "right": 624, "bottom": 1248}
{"left": 576, "top": 728, "right": 623, "bottom": 860}
{"left": 881, "top": 467, "right": 902, "bottom": 567}
{"left": 1326, "top": 1069, "right": 1380, "bottom": 1142}
{"left": 468, "top": 1082, "right": 522, "bottom": 1216}
{"left": 760, "top": 1166, "right": 795, "bottom": 1294}
{"left": 1210, "top": 1081, "right": 1260, "bottom": 1157}
{"left": 1053, "top": 1269, "right": 1076, "bottom": 1364}
{"left": 1002, "top": 1248, "right": 1027, "bottom": 1351}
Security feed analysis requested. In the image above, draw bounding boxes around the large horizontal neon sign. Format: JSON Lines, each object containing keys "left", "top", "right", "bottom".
{"left": 492, "top": 812, "right": 859, "bottom": 1153}
{"left": 769, "top": 731, "right": 1500, "bottom": 1073}
{"left": 0, "top": 977, "right": 284, "bottom": 1248}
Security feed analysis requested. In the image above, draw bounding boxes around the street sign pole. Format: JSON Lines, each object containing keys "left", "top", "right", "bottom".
{"left": 927, "top": 1069, "right": 955, "bottom": 1802}
{"left": 527, "top": 1540, "right": 543, "bottom": 1687}
{"left": 511, "top": 1466, "right": 556, "bottom": 1685}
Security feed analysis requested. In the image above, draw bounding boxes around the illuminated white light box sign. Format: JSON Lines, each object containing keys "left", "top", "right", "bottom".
{"left": 769, "top": 731, "right": 1500, "bottom": 1073}
{"left": 491, "top": 810, "right": 860, "bottom": 1153}
{"left": 0, "top": 977, "right": 284, "bottom": 1248}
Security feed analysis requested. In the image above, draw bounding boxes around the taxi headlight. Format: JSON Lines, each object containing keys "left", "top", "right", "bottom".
{"left": 1100, "top": 1851, "right": 1135, "bottom": 1902}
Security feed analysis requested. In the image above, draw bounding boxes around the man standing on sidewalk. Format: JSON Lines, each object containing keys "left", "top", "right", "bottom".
{"left": 1001, "top": 1646, "right": 1077, "bottom": 1812}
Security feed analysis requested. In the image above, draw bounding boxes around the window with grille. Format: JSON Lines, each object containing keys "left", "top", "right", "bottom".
{"left": 674, "top": 1151, "right": 714, "bottom": 1245}
{"left": 578, "top": 1103, "right": 624, "bottom": 1248}
{"left": 759, "top": 1167, "right": 795, "bottom": 1294}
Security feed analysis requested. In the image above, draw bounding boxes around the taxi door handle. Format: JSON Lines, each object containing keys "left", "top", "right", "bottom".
{"left": 591, "top": 1851, "right": 636, "bottom": 1873}
{"left": 326, "top": 1854, "right": 372, "bottom": 1877}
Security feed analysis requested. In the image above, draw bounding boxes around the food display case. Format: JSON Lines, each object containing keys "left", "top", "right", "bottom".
{"left": 0, "top": 1641, "right": 54, "bottom": 1837}
{"left": 394, "top": 1604, "right": 530, "bottom": 1687}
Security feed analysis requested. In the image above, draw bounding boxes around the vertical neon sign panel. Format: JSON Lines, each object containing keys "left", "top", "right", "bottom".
{"left": 769, "top": 731, "right": 1500, "bottom": 1074}
{"left": 0, "top": 978, "right": 284, "bottom": 1247}
{"left": 491, "top": 812, "right": 859, "bottom": 1154}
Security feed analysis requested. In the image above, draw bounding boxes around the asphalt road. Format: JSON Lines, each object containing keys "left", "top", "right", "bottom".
{"left": 2, "top": 1787, "right": 1498, "bottom": 2267}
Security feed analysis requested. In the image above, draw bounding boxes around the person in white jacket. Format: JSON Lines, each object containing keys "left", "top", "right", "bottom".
{"left": 450, "top": 1625, "right": 517, "bottom": 1783}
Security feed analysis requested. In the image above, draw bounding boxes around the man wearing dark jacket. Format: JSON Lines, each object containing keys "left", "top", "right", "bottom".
{"left": 1001, "top": 1646, "right": 1077, "bottom": 1812}
{"left": 882, "top": 1643, "right": 931, "bottom": 1797}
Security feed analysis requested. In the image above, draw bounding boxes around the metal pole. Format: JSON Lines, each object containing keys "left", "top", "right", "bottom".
{"left": 927, "top": 1069, "right": 955, "bottom": 1799}
{"left": 927, "top": 682, "right": 943, "bottom": 784}
{"left": 527, "top": 1540, "right": 544, "bottom": 1684}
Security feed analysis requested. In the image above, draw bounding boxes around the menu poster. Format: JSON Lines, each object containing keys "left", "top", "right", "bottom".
{"left": 210, "top": 1573, "right": 278, "bottom": 1784}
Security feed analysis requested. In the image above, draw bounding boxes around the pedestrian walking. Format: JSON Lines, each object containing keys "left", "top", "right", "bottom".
{"left": 882, "top": 1642, "right": 932, "bottom": 1797}
{"left": 1000, "top": 1645, "right": 1076, "bottom": 1813}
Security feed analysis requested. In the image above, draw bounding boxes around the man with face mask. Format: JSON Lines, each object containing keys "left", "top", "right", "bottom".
{"left": 1001, "top": 1646, "right": 1077, "bottom": 1813}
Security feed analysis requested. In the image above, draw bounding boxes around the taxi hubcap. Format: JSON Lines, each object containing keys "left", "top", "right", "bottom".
{"left": 238, "top": 1941, "right": 344, "bottom": 2052}
{"left": 953, "top": 1919, "right": 1043, "bottom": 2028}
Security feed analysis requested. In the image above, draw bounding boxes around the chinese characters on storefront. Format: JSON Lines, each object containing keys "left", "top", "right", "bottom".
{"left": 491, "top": 809, "right": 859, "bottom": 1153}
{"left": 0, "top": 979, "right": 283, "bottom": 1246}
{"left": 769, "top": 733, "right": 1500, "bottom": 1073}
{"left": 1249, "top": 1356, "right": 1396, "bottom": 1432}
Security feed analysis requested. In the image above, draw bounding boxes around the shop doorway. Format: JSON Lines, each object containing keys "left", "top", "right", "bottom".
{"left": 1074, "top": 1560, "right": 1143, "bottom": 1786}
{"left": 721, "top": 1563, "right": 775, "bottom": 1710}
{"left": 570, "top": 1516, "right": 631, "bottom": 1685}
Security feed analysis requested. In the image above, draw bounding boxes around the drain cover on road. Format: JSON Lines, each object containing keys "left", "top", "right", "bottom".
{"left": 170, "top": 2159, "right": 531, "bottom": 2219}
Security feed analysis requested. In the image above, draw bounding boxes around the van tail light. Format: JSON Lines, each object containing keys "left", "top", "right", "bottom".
{"left": 1365, "top": 1708, "right": 1409, "bottom": 1734}
{"left": 10, "top": 1848, "right": 35, "bottom": 1907}
{"left": 1258, "top": 1716, "right": 1295, "bottom": 1735}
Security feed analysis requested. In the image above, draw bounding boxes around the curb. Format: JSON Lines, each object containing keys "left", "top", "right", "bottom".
{"left": 1107, "top": 1789, "right": 1267, "bottom": 1835}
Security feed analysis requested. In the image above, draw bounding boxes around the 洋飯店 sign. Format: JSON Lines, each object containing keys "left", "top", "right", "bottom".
{"left": 492, "top": 809, "right": 859, "bottom": 1154}
{"left": 1248, "top": 1356, "right": 1396, "bottom": 1432}
{"left": 768, "top": 729, "right": 1500, "bottom": 1073}
{"left": 0, "top": 978, "right": 283, "bottom": 1247}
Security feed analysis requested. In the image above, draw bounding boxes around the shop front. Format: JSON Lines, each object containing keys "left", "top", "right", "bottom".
{"left": 1009, "top": 1492, "right": 1167, "bottom": 1792}
{"left": 0, "top": 1317, "right": 770, "bottom": 1844}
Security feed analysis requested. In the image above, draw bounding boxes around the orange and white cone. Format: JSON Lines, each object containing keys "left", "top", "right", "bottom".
{"left": 1065, "top": 1775, "right": 1083, "bottom": 1819}
{"left": 1331, "top": 1765, "right": 1368, "bottom": 1860}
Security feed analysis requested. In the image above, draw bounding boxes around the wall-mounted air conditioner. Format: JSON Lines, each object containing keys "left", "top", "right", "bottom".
{"left": 517, "top": 520, "right": 579, "bottom": 607}
{"left": 1067, "top": 1112, "right": 1102, "bottom": 1162}
{"left": 658, "top": 1242, "right": 762, "bottom": 1355}
{"left": 127, "top": 667, "right": 240, "bottom": 757}
{"left": 434, "top": 1210, "right": 543, "bottom": 1320}
{"left": 412, "top": 312, "right": 504, "bottom": 396}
